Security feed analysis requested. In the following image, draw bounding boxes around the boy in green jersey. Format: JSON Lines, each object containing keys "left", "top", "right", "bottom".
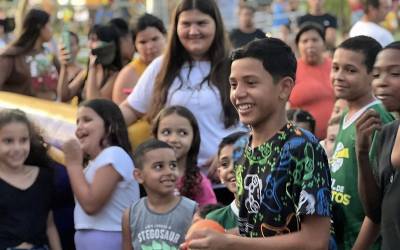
{"left": 330, "top": 35, "right": 394, "bottom": 250}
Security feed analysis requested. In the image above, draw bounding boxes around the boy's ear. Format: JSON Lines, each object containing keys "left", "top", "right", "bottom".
{"left": 278, "top": 76, "right": 294, "bottom": 101}
{"left": 133, "top": 169, "right": 144, "bottom": 184}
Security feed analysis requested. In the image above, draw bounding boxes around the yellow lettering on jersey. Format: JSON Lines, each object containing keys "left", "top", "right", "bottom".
{"left": 332, "top": 190, "right": 351, "bottom": 206}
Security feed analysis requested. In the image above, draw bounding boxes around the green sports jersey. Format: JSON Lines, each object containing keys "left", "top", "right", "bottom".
{"left": 330, "top": 101, "right": 394, "bottom": 250}
{"left": 205, "top": 201, "right": 238, "bottom": 230}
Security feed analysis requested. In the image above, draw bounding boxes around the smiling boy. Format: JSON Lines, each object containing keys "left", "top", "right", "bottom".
{"left": 330, "top": 36, "right": 394, "bottom": 250}
{"left": 185, "top": 38, "right": 332, "bottom": 250}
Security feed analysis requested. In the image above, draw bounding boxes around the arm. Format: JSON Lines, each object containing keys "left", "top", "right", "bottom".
{"left": 56, "top": 46, "right": 85, "bottom": 102}
{"left": 122, "top": 208, "right": 134, "bottom": 250}
{"left": 119, "top": 100, "right": 144, "bottom": 126}
{"left": 63, "top": 139, "right": 122, "bottom": 214}
{"left": 112, "top": 65, "right": 140, "bottom": 104}
{"left": 352, "top": 217, "right": 380, "bottom": 250}
{"left": 186, "top": 215, "right": 330, "bottom": 250}
{"left": 85, "top": 54, "right": 103, "bottom": 100}
{"left": 355, "top": 110, "right": 382, "bottom": 223}
{"left": 46, "top": 211, "right": 62, "bottom": 250}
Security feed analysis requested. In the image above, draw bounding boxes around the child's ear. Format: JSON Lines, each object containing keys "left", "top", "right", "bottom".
{"left": 278, "top": 76, "right": 294, "bottom": 101}
{"left": 133, "top": 169, "right": 144, "bottom": 184}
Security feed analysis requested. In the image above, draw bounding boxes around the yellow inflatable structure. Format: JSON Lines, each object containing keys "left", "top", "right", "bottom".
{"left": 0, "top": 91, "right": 151, "bottom": 164}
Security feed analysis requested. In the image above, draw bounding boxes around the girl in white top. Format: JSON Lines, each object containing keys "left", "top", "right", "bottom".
{"left": 120, "top": 0, "right": 241, "bottom": 166}
{"left": 63, "top": 99, "right": 140, "bottom": 250}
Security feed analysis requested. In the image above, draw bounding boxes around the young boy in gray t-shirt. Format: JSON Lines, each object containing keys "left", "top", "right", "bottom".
{"left": 122, "top": 139, "right": 197, "bottom": 250}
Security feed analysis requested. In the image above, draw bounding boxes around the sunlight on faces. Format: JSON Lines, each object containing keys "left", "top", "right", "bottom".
{"left": 218, "top": 144, "right": 236, "bottom": 193}
{"left": 134, "top": 148, "right": 178, "bottom": 195}
{"left": 135, "top": 27, "right": 166, "bottom": 64}
{"left": 331, "top": 48, "right": 373, "bottom": 102}
{"left": 372, "top": 49, "right": 400, "bottom": 112}
{"left": 298, "top": 29, "right": 325, "bottom": 66}
{"left": 177, "top": 9, "right": 216, "bottom": 60}
{"left": 230, "top": 58, "right": 289, "bottom": 128}
{"left": 75, "top": 107, "right": 106, "bottom": 159}
{"left": 156, "top": 113, "right": 194, "bottom": 162}
{"left": 0, "top": 122, "right": 30, "bottom": 170}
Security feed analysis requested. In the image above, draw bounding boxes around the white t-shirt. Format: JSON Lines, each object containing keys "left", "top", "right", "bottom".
{"left": 74, "top": 146, "right": 139, "bottom": 231}
{"left": 127, "top": 56, "right": 243, "bottom": 165}
{"left": 349, "top": 21, "right": 394, "bottom": 47}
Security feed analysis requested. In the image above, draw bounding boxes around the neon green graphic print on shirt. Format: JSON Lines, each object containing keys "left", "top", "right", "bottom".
{"left": 330, "top": 101, "right": 394, "bottom": 250}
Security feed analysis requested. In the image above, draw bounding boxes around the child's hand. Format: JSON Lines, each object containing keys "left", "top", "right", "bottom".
{"left": 355, "top": 109, "right": 382, "bottom": 154}
{"left": 62, "top": 138, "right": 83, "bottom": 167}
{"left": 182, "top": 228, "right": 228, "bottom": 250}
{"left": 88, "top": 54, "right": 98, "bottom": 68}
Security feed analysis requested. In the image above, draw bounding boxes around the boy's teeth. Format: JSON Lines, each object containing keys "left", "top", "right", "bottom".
{"left": 238, "top": 104, "right": 253, "bottom": 110}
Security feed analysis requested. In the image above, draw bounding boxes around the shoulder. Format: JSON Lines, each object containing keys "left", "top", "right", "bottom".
{"left": 99, "top": 146, "right": 130, "bottom": 158}
{"left": 148, "top": 56, "right": 164, "bottom": 69}
{"left": 96, "top": 146, "right": 133, "bottom": 168}
{"left": 131, "top": 197, "right": 146, "bottom": 211}
{"left": 324, "top": 13, "right": 337, "bottom": 21}
{"left": 255, "top": 29, "right": 265, "bottom": 37}
{"left": 284, "top": 124, "right": 326, "bottom": 156}
{"left": 297, "top": 14, "right": 310, "bottom": 23}
{"left": 179, "top": 196, "right": 198, "bottom": 213}
{"left": 206, "top": 205, "right": 229, "bottom": 219}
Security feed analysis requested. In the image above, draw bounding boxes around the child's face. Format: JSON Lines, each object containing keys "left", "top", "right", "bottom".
{"left": 157, "top": 113, "right": 194, "bottom": 162}
{"left": 135, "top": 148, "right": 178, "bottom": 195}
{"left": 75, "top": 107, "right": 105, "bottom": 159}
{"left": 372, "top": 48, "right": 400, "bottom": 113}
{"left": 0, "top": 122, "right": 30, "bottom": 169}
{"left": 218, "top": 144, "right": 236, "bottom": 193}
{"left": 230, "top": 58, "right": 291, "bottom": 128}
{"left": 331, "top": 48, "right": 373, "bottom": 102}
{"left": 325, "top": 123, "right": 339, "bottom": 158}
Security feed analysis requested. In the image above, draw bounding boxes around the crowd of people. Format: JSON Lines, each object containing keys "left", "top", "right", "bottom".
{"left": 0, "top": 0, "right": 399, "bottom": 250}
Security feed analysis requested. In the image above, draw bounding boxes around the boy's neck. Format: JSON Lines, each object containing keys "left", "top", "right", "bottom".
{"left": 251, "top": 110, "right": 288, "bottom": 148}
{"left": 146, "top": 192, "right": 180, "bottom": 214}
{"left": 347, "top": 93, "right": 376, "bottom": 117}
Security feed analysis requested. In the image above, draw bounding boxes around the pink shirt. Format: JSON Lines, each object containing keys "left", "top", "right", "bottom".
{"left": 177, "top": 172, "right": 217, "bottom": 207}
